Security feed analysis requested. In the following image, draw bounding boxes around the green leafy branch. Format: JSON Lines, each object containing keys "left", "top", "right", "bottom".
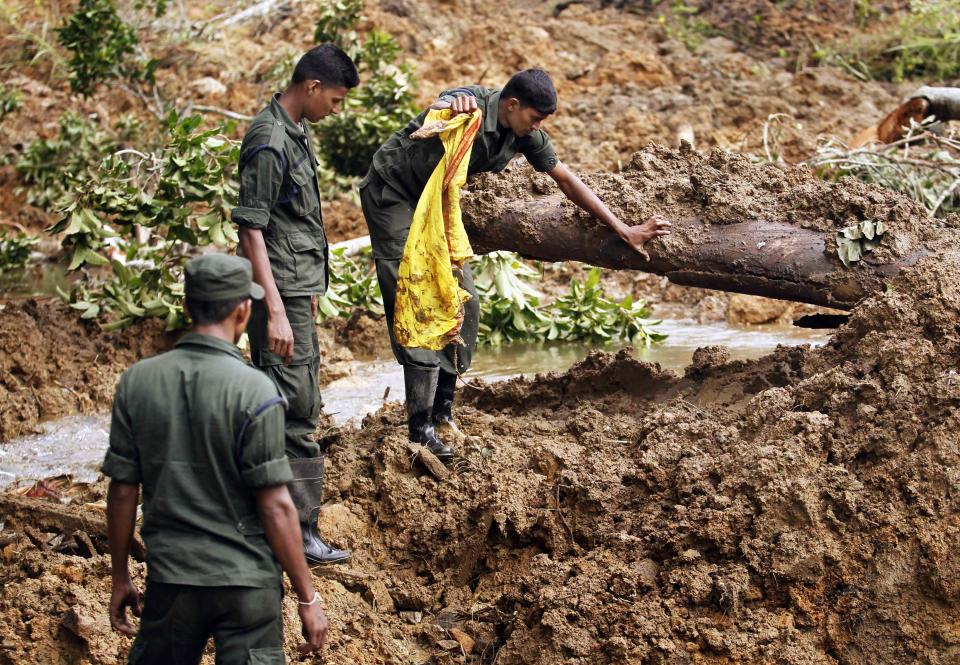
{"left": 50, "top": 112, "right": 239, "bottom": 330}
{"left": 313, "top": 0, "right": 420, "bottom": 177}
{"left": 16, "top": 112, "right": 143, "bottom": 211}
{"left": 0, "top": 230, "right": 38, "bottom": 276}
{"left": 315, "top": 246, "right": 384, "bottom": 320}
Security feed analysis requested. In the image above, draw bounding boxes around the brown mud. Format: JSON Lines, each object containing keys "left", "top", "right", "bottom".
{"left": 2, "top": 249, "right": 960, "bottom": 663}
{"left": 0, "top": 299, "right": 175, "bottom": 443}
{"left": 2, "top": 0, "right": 958, "bottom": 662}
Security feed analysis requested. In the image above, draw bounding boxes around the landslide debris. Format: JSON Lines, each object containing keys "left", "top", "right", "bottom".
{"left": 3, "top": 250, "right": 959, "bottom": 664}
{"left": 0, "top": 298, "right": 175, "bottom": 443}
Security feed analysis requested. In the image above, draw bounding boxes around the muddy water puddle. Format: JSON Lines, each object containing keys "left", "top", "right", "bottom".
{"left": 0, "top": 318, "right": 829, "bottom": 489}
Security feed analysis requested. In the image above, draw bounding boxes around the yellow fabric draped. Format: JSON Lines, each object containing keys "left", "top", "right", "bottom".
{"left": 393, "top": 108, "right": 482, "bottom": 350}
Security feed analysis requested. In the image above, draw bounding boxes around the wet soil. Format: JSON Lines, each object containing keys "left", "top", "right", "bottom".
{"left": 2, "top": 0, "right": 958, "bottom": 662}
{"left": 0, "top": 298, "right": 175, "bottom": 443}
{"left": 3, "top": 249, "right": 960, "bottom": 663}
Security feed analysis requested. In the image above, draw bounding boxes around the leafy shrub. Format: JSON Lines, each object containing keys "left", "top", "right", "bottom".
{"left": 474, "top": 255, "right": 666, "bottom": 348}
{"left": 52, "top": 112, "right": 239, "bottom": 330}
{"left": 0, "top": 230, "right": 38, "bottom": 275}
{"left": 548, "top": 268, "right": 665, "bottom": 347}
{"left": 822, "top": 1, "right": 960, "bottom": 82}
{"left": 16, "top": 112, "right": 143, "bottom": 211}
{"left": 473, "top": 251, "right": 550, "bottom": 346}
{"left": 57, "top": 0, "right": 156, "bottom": 95}
{"left": 0, "top": 84, "right": 22, "bottom": 123}
{"left": 313, "top": 0, "right": 419, "bottom": 176}
{"left": 315, "top": 247, "right": 383, "bottom": 320}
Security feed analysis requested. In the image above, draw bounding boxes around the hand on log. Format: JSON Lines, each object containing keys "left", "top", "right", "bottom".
{"left": 616, "top": 214, "right": 673, "bottom": 260}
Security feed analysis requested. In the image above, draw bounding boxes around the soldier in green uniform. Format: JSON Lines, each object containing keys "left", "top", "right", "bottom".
{"left": 360, "top": 68, "right": 672, "bottom": 461}
{"left": 104, "top": 253, "right": 328, "bottom": 664}
{"left": 232, "top": 45, "right": 359, "bottom": 565}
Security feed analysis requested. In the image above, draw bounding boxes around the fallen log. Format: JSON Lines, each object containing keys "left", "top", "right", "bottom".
{"left": 461, "top": 146, "right": 940, "bottom": 310}
{"left": 0, "top": 494, "right": 145, "bottom": 561}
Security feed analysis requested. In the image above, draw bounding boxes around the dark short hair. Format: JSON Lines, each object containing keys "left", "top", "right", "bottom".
{"left": 292, "top": 44, "right": 360, "bottom": 88}
{"left": 184, "top": 296, "right": 248, "bottom": 326}
{"left": 501, "top": 69, "right": 557, "bottom": 115}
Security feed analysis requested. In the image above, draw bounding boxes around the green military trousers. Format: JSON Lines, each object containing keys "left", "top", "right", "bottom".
{"left": 248, "top": 295, "right": 322, "bottom": 459}
{"left": 360, "top": 170, "right": 480, "bottom": 374}
{"left": 127, "top": 582, "right": 284, "bottom": 665}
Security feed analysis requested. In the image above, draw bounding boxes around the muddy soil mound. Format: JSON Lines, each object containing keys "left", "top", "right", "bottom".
{"left": 2, "top": 254, "right": 958, "bottom": 663}
{"left": 319, "top": 252, "right": 959, "bottom": 663}
{"left": 0, "top": 299, "right": 175, "bottom": 442}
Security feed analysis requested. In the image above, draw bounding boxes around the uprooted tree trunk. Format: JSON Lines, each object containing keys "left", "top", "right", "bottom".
{"left": 460, "top": 147, "right": 941, "bottom": 310}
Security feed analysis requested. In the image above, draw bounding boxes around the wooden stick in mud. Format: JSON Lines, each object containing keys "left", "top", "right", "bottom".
{"left": 0, "top": 494, "right": 146, "bottom": 561}
{"left": 461, "top": 192, "right": 928, "bottom": 311}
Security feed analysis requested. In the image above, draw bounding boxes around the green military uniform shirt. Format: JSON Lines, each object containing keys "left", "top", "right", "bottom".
{"left": 364, "top": 85, "right": 559, "bottom": 259}
{"left": 102, "top": 333, "right": 292, "bottom": 588}
{"left": 232, "top": 94, "right": 329, "bottom": 296}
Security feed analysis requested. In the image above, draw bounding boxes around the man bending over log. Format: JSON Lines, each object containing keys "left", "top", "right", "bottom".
{"left": 359, "top": 68, "right": 672, "bottom": 462}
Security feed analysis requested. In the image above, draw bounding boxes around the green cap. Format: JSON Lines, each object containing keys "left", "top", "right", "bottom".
{"left": 184, "top": 253, "right": 265, "bottom": 302}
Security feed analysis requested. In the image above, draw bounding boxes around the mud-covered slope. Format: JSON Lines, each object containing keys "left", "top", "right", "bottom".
{"left": 3, "top": 252, "right": 958, "bottom": 664}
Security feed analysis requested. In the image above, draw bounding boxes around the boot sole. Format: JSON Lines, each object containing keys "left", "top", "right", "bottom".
{"left": 306, "top": 553, "right": 352, "bottom": 566}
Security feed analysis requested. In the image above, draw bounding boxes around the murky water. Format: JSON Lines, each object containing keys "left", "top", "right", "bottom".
{"left": 0, "top": 415, "right": 110, "bottom": 490}
{"left": 0, "top": 318, "right": 830, "bottom": 490}
{"left": 0, "top": 261, "right": 75, "bottom": 297}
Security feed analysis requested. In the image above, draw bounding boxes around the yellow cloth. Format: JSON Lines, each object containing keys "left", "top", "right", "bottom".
{"left": 394, "top": 109, "right": 482, "bottom": 350}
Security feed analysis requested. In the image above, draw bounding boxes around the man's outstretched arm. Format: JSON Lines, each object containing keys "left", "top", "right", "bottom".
{"left": 547, "top": 162, "right": 671, "bottom": 258}
{"left": 256, "top": 484, "right": 329, "bottom": 656}
{"left": 106, "top": 480, "right": 141, "bottom": 636}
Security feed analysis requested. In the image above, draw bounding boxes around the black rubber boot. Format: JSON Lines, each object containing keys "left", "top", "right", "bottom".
{"left": 404, "top": 365, "right": 454, "bottom": 462}
{"left": 432, "top": 370, "right": 466, "bottom": 444}
{"left": 287, "top": 457, "right": 352, "bottom": 566}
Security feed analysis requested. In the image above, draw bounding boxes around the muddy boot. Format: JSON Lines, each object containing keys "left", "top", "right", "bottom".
{"left": 287, "top": 458, "right": 352, "bottom": 566}
{"left": 432, "top": 370, "right": 466, "bottom": 445}
{"left": 404, "top": 365, "right": 454, "bottom": 462}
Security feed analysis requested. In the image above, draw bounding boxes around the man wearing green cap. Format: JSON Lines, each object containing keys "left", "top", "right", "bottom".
{"left": 103, "top": 253, "right": 329, "bottom": 663}
{"left": 233, "top": 44, "right": 358, "bottom": 565}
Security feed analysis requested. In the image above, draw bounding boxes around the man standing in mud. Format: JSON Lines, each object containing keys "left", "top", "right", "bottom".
{"left": 360, "top": 68, "right": 672, "bottom": 462}
{"left": 103, "top": 253, "right": 328, "bottom": 663}
{"left": 232, "top": 44, "right": 359, "bottom": 565}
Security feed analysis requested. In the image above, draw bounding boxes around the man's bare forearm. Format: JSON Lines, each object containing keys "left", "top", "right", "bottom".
{"left": 257, "top": 485, "right": 316, "bottom": 602}
{"left": 106, "top": 481, "right": 140, "bottom": 581}
{"left": 238, "top": 226, "right": 285, "bottom": 317}
{"left": 556, "top": 171, "right": 624, "bottom": 233}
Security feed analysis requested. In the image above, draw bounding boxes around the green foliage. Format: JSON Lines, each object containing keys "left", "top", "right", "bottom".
{"left": 57, "top": 0, "right": 155, "bottom": 95}
{"left": 314, "top": 0, "right": 363, "bottom": 46}
{"left": 0, "top": 85, "right": 23, "bottom": 122}
{"left": 16, "top": 112, "right": 142, "bottom": 211}
{"left": 315, "top": 247, "right": 383, "bottom": 320}
{"left": 52, "top": 112, "right": 240, "bottom": 330}
{"left": 656, "top": 1, "right": 718, "bottom": 51}
{"left": 313, "top": 0, "right": 419, "bottom": 177}
{"left": 0, "top": 230, "right": 38, "bottom": 275}
{"left": 472, "top": 251, "right": 550, "bottom": 346}
{"left": 473, "top": 254, "right": 667, "bottom": 348}
{"left": 310, "top": 250, "right": 668, "bottom": 348}
{"left": 822, "top": 1, "right": 960, "bottom": 82}
{"left": 548, "top": 268, "right": 667, "bottom": 347}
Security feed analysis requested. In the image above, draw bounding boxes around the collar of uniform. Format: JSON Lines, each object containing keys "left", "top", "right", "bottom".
{"left": 484, "top": 90, "right": 502, "bottom": 133}
{"left": 175, "top": 332, "right": 244, "bottom": 359}
{"left": 270, "top": 93, "right": 305, "bottom": 139}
